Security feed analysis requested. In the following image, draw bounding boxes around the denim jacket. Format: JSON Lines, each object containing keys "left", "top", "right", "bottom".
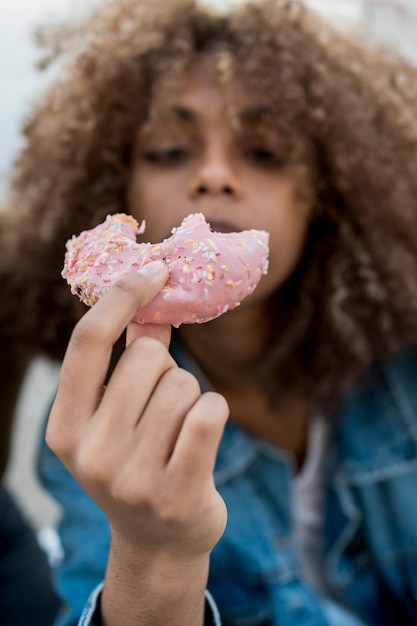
{"left": 38, "top": 343, "right": 417, "bottom": 626}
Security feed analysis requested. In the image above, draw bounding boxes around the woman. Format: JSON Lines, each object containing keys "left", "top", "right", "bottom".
{"left": 3, "top": 0, "right": 417, "bottom": 624}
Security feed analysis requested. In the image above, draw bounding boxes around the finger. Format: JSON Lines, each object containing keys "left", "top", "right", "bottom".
{"left": 51, "top": 261, "right": 169, "bottom": 426}
{"left": 97, "top": 335, "right": 177, "bottom": 430}
{"left": 168, "top": 392, "right": 229, "bottom": 483}
{"left": 133, "top": 368, "right": 201, "bottom": 466}
{"left": 126, "top": 321, "right": 171, "bottom": 350}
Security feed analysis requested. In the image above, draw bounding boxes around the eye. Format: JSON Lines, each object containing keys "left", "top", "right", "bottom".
{"left": 245, "top": 146, "right": 284, "bottom": 165}
{"left": 142, "top": 147, "right": 189, "bottom": 164}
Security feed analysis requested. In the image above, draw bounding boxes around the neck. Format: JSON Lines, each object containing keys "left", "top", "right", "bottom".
{"left": 177, "top": 303, "right": 312, "bottom": 464}
{"left": 177, "top": 301, "right": 273, "bottom": 392}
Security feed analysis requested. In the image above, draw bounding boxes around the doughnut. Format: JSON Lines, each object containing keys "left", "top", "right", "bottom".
{"left": 62, "top": 212, "right": 269, "bottom": 327}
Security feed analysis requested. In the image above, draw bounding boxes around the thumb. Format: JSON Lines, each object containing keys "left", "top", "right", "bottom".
{"left": 126, "top": 260, "right": 171, "bottom": 349}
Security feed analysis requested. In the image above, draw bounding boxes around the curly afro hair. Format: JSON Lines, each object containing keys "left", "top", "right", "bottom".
{"left": 3, "top": 0, "right": 417, "bottom": 409}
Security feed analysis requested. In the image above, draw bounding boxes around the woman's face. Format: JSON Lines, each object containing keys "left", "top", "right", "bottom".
{"left": 127, "top": 55, "right": 312, "bottom": 305}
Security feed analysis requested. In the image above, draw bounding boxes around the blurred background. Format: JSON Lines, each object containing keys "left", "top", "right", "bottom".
{"left": 2, "top": 0, "right": 417, "bottom": 533}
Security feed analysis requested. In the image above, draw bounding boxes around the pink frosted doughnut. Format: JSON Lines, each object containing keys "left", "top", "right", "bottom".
{"left": 62, "top": 212, "right": 269, "bottom": 327}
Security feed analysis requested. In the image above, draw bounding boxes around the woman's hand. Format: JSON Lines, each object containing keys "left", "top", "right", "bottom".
{"left": 46, "top": 260, "right": 229, "bottom": 625}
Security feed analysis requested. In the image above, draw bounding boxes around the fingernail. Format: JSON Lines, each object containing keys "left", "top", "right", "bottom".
{"left": 138, "top": 260, "right": 166, "bottom": 277}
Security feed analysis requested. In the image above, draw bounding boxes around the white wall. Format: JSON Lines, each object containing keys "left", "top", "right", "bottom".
{"left": 364, "top": 0, "right": 417, "bottom": 63}
{"left": 0, "top": 0, "right": 101, "bottom": 200}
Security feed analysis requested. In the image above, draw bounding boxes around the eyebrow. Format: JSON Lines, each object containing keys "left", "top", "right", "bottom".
{"left": 169, "top": 104, "right": 272, "bottom": 125}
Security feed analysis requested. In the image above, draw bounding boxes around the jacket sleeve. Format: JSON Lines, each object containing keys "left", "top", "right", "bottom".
{"left": 78, "top": 584, "right": 222, "bottom": 626}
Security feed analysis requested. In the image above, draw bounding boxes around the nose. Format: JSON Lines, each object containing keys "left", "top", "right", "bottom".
{"left": 189, "top": 146, "right": 241, "bottom": 199}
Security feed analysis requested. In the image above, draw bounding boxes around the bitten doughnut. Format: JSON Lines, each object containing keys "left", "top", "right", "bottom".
{"left": 62, "top": 212, "right": 269, "bottom": 327}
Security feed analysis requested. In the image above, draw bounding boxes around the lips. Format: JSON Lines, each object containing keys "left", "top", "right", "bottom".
{"left": 206, "top": 218, "right": 240, "bottom": 234}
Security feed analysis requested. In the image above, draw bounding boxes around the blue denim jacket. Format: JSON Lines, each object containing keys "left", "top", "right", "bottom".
{"left": 38, "top": 343, "right": 417, "bottom": 626}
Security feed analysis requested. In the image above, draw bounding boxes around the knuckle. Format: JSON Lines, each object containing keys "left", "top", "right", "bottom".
{"left": 130, "top": 335, "right": 175, "bottom": 367}
{"left": 131, "top": 335, "right": 163, "bottom": 356}
{"left": 70, "top": 317, "right": 110, "bottom": 349}
{"left": 166, "top": 367, "right": 201, "bottom": 397}
{"left": 209, "top": 392, "right": 230, "bottom": 420}
{"left": 112, "top": 274, "right": 138, "bottom": 298}
{"left": 188, "top": 393, "right": 229, "bottom": 439}
{"left": 187, "top": 415, "right": 213, "bottom": 442}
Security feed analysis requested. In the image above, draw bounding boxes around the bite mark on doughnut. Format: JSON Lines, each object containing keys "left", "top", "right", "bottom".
{"left": 62, "top": 213, "right": 269, "bottom": 327}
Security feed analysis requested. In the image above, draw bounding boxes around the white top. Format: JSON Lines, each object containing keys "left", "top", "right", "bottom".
{"left": 293, "top": 417, "right": 367, "bottom": 626}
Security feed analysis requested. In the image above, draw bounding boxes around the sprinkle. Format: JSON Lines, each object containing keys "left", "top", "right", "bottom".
{"left": 62, "top": 212, "right": 269, "bottom": 326}
{"left": 202, "top": 251, "right": 218, "bottom": 263}
{"left": 205, "top": 266, "right": 215, "bottom": 281}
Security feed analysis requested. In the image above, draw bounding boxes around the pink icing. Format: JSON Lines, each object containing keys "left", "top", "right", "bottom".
{"left": 62, "top": 212, "right": 269, "bottom": 327}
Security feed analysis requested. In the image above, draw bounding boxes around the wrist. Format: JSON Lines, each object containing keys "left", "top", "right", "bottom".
{"left": 101, "top": 535, "right": 210, "bottom": 626}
